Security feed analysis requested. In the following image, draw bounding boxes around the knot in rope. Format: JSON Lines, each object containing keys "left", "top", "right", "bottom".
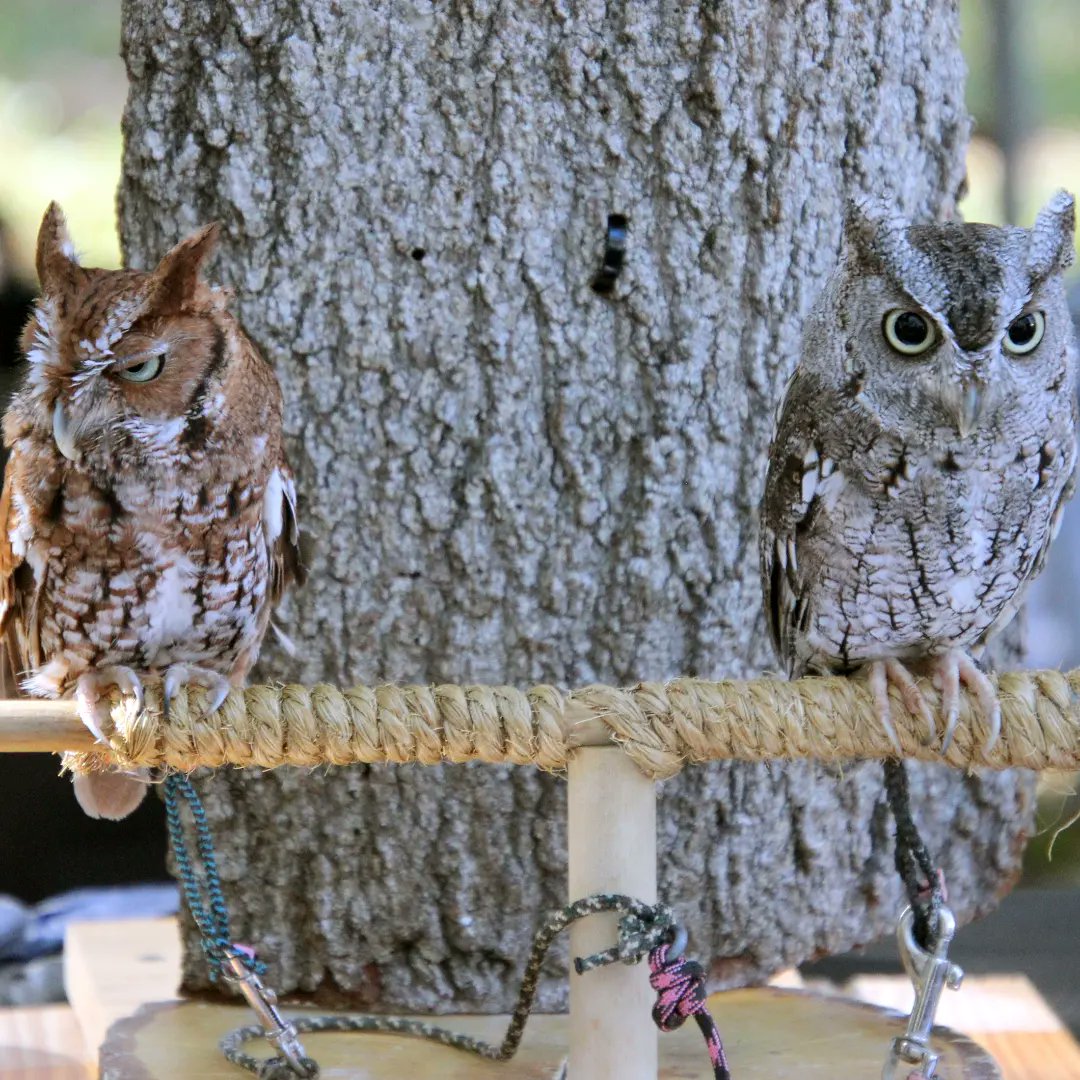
{"left": 168, "top": 773, "right": 729, "bottom": 1080}
{"left": 648, "top": 940, "right": 707, "bottom": 1031}
{"left": 647, "top": 938, "right": 732, "bottom": 1080}
{"left": 616, "top": 903, "right": 676, "bottom": 964}
{"left": 572, "top": 899, "right": 675, "bottom": 974}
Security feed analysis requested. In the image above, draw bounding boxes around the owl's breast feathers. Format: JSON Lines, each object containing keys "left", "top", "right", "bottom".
{"left": 0, "top": 440, "right": 303, "bottom": 696}
{"left": 761, "top": 371, "right": 1077, "bottom": 675}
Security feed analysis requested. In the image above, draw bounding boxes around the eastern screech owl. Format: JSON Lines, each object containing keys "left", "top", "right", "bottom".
{"left": 0, "top": 204, "right": 304, "bottom": 819}
{"left": 760, "top": 192, "right": 1078, "bottom": 752}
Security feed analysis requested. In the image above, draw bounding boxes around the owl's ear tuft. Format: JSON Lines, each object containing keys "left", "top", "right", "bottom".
{"left": 146, "top": 222, "right": 221, "bottom": 313}
{"left": 842, "top": 198, "right": 907, "bottom": 266}
{"left": 843, "top": 199, "right": 884, "bottom": 255}
{"left": 1028, "top": 190, "right": 1075, "bottom": 279}
{"left": 35, "top": 202, "right": 80, "bottom": 296}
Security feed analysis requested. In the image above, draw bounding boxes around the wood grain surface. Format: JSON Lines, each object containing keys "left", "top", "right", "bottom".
{"left": 3, "top": 918, "right": 1077, "bottom": 1078}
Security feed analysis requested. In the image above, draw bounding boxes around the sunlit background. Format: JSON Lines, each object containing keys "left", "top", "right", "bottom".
{"left": 0, "top": 0, "right": 1079, "bottom": 1026}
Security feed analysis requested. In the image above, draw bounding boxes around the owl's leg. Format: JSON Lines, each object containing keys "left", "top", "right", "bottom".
{"left": 163, "top": 664, "right": 232, "bottom": 716}
{"left": 933, "top": 649, "right": 1001, "bottom": 753}
{"left": 74, "top": 666, "right": 144, "bottom": 743}
{"left": 868, "top": 658, "right": 937, "bottom": 754}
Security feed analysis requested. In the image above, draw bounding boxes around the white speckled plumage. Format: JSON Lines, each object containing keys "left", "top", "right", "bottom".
{"left": 761, "top": 193, "right": 1078, "bottom": 750}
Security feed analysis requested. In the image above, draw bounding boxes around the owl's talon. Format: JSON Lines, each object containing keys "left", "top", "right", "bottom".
{"left": 73, "top": 666, "right": 145, "bottom": 744}
{"left": 869, "top": 658, "right": 937, "bottom": 754}
{"left": 162, "top": 664, "right": 232, "bottom": 716}
{"left": 934, "top": 656, "right": 962, "bottom": 753}
{"left": 955, "top": 651, "right": 1001, "bottom": 754}
{"left": 931, "top": 651, "right": 1001, "bottom": 754}
{"left": 205, "top": 678, "right": 231, "bottom": 713}
{"left": 74, "top": 688, "right": 109, "bottom": 744}
{"left": 163, "top": 667, "right": 184, "bottom": 710}
{"left": 886, "top": 658, "right": 936, "bottom": 744}
{"left": 868, "top": 661, "right": 902, "bottom": 755}
{"left": 112, "top": 666, "right": 144, "bottom": 712}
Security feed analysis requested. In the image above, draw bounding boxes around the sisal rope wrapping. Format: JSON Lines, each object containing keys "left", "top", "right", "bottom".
{"left": 53, "top": 667, "right": 1080, "bottom": 780}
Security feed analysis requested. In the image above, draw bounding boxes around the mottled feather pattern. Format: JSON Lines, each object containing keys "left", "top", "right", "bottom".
{"left": 0, "top": 204, "right": 303, "bottom": 815}
{"left": 761, "top": 195, "right": 1078, "bottom": 697}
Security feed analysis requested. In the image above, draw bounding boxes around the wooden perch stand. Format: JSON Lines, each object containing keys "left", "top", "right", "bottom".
{"left": 8, "top": 667, "right": 1063, "bottom": 1078}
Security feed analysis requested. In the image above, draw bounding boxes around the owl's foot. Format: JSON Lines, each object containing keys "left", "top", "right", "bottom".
{"left": 71, "top": 666, "right": 149, "bottom": 821}
{"left": 163, "top": 664, "right": 232, "bottom": 717}
{"left": 932, "top": 650, "right": 1001, "bottom": 754}
{"left": 868, "top": 658, "right": 937, "bottom": 754}
{"left": 74, "top": 666, "right": 144, "bottom": 744}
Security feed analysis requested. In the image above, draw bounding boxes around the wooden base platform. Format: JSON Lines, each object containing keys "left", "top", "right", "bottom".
{"left": 96, "top": 986, "right": 1000, "bottom": 1079}
{"left": 23, "top": 917, "right": 1076, "bottom": 1079}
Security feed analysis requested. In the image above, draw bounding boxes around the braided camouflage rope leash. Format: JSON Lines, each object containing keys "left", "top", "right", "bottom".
{"left": 220, "top": 893, "right": 731, "bottom": 1079}
{"left": 882, "top": 760, "right": 965, "bottom": 1080}
{"left": 166, "top": 773, "right": 732, "bottom": 1079}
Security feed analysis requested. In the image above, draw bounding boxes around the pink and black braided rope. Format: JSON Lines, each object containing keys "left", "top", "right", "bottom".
{"left": 649, "top": 939, "right": 732, "bottom": 1080}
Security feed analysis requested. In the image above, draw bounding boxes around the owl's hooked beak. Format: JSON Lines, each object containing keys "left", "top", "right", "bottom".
{"left": 955, "top": 376, "right": 987, "bottom": 438}
{"left": 938, "top": 373, "right": 987, "bottom": 438}
{"left": 52, "top": 401, "right": 81, "bottom": 463}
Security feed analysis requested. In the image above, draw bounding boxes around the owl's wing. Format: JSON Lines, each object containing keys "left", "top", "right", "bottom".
{"left": 266, "top": 463, "right": 305, "bottom": 607}
{"left": 977, "top": 458, "right": 1078, "bottom": 651}
{"left": 0, "top": 469, "right": 43, "bottom": 696}
{"left": 759, "top": 370, "right": 837, "bottom": 676}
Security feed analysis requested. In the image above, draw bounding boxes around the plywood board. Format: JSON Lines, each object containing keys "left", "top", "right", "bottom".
{"left": 64, "top": 918, "right": 181, "bottom": 1058}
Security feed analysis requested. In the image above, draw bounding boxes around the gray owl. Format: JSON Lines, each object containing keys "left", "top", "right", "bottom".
{"left": 760, "top": 193, "right": 1078, "bottom": 753}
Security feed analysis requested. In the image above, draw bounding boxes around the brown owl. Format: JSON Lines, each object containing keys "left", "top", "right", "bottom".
{"left": 0, "top": 204, "right": 304, "bottom": 819}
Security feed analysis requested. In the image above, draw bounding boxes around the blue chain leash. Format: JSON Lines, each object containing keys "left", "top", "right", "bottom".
{"left": 163, "top": 772, "right": 243, "bottom": 980}
{"left": 163, "top": 773, "right": 314, "bottom": 1075}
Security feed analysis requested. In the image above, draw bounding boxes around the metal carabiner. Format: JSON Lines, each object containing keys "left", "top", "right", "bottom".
{"left": 882, "top": 905, "right": 964, "bottom": 1080}
{"left": 222, "top": 950, "right": 314, "bottom": 1077}
{"left": 666, "top": 925, "right": 689, "bottom": 963}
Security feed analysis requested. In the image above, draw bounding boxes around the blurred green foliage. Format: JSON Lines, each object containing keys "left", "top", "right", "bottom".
{"left": 962, "top": 0, "right": 1080, "bottom": 129}
{"left": 0, "top": 0, "right": 122, "bottom": 272}
{"left": 1023, "top": 778, "right": 1080, "bottom": 887}
{"left": 0, "top": 0, "right": 119, "bottom": 76}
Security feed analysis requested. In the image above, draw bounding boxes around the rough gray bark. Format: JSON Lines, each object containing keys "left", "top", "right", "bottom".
{"left": 118, "top": 0, "right": 1037, "bottom": 1010}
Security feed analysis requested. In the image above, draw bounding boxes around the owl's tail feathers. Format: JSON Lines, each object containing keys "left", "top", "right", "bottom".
{"left": 73, "top": 769, "right": 150, "bottom": 820}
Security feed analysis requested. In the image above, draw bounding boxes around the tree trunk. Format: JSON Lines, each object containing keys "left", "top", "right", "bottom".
{"left": 118, "top": 0, "right": 1035, "bottom": 1010}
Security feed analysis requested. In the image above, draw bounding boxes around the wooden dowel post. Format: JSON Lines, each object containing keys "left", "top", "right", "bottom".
{"left": 568, "top": 745, "right": 658, "bottom": 1080}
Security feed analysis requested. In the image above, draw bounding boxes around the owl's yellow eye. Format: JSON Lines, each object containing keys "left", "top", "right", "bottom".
{"left": 1003, "top": 311, "right": 1045, "bottom": 356}
{"left": 883, "top": 310, "right": 936, "bottom": 356}
{"left": 116, "top": 355, "right": 165, "bottom": 383}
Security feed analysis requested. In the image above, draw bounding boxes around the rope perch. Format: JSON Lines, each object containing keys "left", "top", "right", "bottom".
{"left": 6, "top": 667, "right": 1074, "bottom": 779}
